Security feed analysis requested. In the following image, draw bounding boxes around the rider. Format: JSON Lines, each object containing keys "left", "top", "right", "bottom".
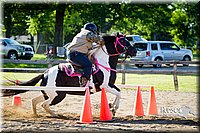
{"left": 67, "top": 22, "right": 101, "bottom": 87}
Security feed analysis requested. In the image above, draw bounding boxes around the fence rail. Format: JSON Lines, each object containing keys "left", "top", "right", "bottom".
{"left": 1, "top": 84, "right": 154, "bottom": 92}
{"left": 2, "top": 59, "right": 199, "bottom": 91}
{"left": 2, "top": 59, "right": 199, "bottom": 65}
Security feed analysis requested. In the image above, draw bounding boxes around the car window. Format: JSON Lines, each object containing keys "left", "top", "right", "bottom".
{"left": 160, "top": 43, "right": 179, "bottom": 50}
{"left": 4, "top": 39, "right": 20, "bottom": 45}
{"left": 0, "top": 40, "right": 6, "bottom": 46}
{"left": 134, "top": 43, "right": 147, "bottom": 51}
{"left": 168, "top": 43, "right": 179, "bottom": 50}
{"left": 160, "top": 43, "right": 170, "bottom": 50}
{"left": 126, "top": 37, "right": 133, "bottom": 41}
{"left": 151, "top": 43, "right": 158, "bottom": 50}
{"left": 133, "top": 36, "right": 143, "bottom": 42}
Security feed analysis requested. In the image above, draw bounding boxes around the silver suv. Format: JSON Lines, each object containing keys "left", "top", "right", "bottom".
{"left": 0, "top": 38, "right": 34, "bottom": 60}
{"left": 130, "top": 41, "right": 193, "bottom": 68}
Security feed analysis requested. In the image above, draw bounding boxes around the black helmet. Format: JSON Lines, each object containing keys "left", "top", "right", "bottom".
{"left": 83, "top": 23, "right": 97, "bottom": 34}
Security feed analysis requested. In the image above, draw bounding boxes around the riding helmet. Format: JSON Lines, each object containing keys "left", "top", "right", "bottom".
{"left": 83, "top": 23, "right": 97, "bottom": 34}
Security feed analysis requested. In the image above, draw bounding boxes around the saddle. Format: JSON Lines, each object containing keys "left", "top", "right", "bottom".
{"left": 58, "top": 55, "right": 97, "bottom": 77}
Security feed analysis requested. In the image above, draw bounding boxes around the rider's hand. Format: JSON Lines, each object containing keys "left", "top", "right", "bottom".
{"left": 98, "top": 36, "right": 105, "bottom": 45}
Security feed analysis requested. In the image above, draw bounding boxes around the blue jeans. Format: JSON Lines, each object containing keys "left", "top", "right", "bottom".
{"left": 68, "top": 51, "right": 92, "bottom": 80}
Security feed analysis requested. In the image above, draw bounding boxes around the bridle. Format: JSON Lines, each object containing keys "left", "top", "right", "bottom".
{"left": 101, "top": 36, "right": 131, "bottom": 57}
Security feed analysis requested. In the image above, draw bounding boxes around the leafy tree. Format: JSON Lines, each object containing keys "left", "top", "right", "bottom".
{"left": 4, "top": 4, "right": 29, "bottom": 38}
{"left": 170, "top": 3, "right": 198, "bottom": 48}
{"left": 110, "top": 4, "right": 172, "bottom": 40}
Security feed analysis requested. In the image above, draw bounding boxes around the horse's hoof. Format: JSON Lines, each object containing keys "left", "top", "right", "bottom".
{"left": 111, "top": 109, "right": 116, "bottom": 116}
{"left": 33, "top": 113, "right": 39, "bottom": 118}
{"left": 109, "top": 103, "right": 113, "bottom": 108}
{"left": 48, "top": 114, "right": 59, "bottom": 118}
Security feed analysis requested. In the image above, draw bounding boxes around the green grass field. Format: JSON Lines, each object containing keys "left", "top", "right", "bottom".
{"left": 116, "top": 73, "right": 199, "bottom": 92}
{"left": 1, "top": 72, "right": 198, "bottom": 93}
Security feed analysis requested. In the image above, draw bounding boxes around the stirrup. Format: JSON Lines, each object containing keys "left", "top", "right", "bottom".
{"left": 80, "top": 77, "right": 88, "bottom": 87}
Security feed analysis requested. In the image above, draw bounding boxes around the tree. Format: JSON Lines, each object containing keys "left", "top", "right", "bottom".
{"left": 3, "top": 3, "right": 30, "bottom": 38}
{"left": 54, "top": 3, "right": 66, "bottom": 55}
{"left": 110, "top": 4, "right": 172, "bottom": 40}
{"left": 170, "top": 3, "right": 198, "bottom": 48}
{"left": 3, "top": 2, "right": 199, "bottom": 55}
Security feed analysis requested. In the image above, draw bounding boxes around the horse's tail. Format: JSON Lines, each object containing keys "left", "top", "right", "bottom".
{"left": 2, "top": 74, "right": 44, "bottom": 97}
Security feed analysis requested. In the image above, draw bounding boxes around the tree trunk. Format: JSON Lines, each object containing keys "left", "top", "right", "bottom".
{"left": 5, "top": 14, "right": 12, "bottom": 38}
{"left": 54, "top": 4, "right": 66, "bottom": 56}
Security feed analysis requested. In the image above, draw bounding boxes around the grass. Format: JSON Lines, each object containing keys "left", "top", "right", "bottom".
{"left": 116, "top": 73, "right": 199, "bottom": 92}
{"left": 3, "top": 54, "right": 65, "bottom": 68}
{"left": 31, "top": 54, "right": 47, "bottom": 60}
{"left": 2, "top": 63, "right": 48, "bottom": 68}
{"left": 1, "top": 72, "right": 199, "bottom": 93}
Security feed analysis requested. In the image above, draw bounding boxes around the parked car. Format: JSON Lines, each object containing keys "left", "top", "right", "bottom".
{"left": 130, "top": 41, "right": 193, "bottom": 68}
{"left": 0, "top": 38, "right": 34, "bottom": 60}
{"left": 126, "top": 35, "right": 147, "bottom": 45}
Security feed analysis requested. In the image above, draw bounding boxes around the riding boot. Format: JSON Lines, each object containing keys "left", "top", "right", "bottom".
{"left": 80, "top": 77, "right": 88, "bottom": 87}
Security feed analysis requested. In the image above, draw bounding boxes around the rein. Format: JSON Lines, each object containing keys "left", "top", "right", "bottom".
{"left": 94, "top": 59, "right": 117, "bottom": 74}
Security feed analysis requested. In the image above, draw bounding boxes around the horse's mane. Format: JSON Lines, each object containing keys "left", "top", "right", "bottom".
{"left": 101, "top": 34, "right": 115, "bottom": 43}
{"left": 101, "top": 32, "right": 124, "bottom": 43}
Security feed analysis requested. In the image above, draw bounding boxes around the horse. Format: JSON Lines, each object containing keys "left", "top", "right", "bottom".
{"left": 2, "top": 33, "right": 137, "bottom": 117}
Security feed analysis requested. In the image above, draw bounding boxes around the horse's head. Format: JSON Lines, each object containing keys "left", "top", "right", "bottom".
{"left": 114, "top": 33, "right": 137, "bottom": 57}
{"left": 100, "top": 33, "right": 136, "bottom": 57}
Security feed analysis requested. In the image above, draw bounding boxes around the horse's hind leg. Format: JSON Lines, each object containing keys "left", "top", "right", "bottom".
{"left": 32, "top": 95, "right": 45, "bottom": 116}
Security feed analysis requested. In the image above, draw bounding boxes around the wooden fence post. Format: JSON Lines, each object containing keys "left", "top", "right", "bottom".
{"left": 122, "top": 63, "right": 125, "bottom": 85}
{"left": 173, "top": 63, "right": 178, "bottom": 91}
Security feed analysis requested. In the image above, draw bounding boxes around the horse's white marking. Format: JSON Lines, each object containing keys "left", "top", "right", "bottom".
{"left": 93, "top": 45, "right": 121, "bottom": 112}
{"left": 46, "top": 65, "right": 59, "bottom": 87}
{"left": 32, "top": 95, "right": 45, "bottom": 115}
{"left": 40, "top": 65, "right": 59, "bottom": 116}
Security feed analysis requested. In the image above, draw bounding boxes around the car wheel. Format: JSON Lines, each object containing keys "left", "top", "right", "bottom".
{"left": 183, "top": 56, "right": 191, "bottom": 66}
{"left": 153, "top": 57, "right": 162, "bottom": 68}
{"left": 135, "top": 64, "right": 143, "bottom": 68}
{"left": 8, "top": 51, "right": 18, "bottom": 60}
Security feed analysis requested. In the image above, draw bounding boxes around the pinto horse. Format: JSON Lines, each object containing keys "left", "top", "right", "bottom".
{"left": 3, "top": 33, "right": 136, "bottom": 117}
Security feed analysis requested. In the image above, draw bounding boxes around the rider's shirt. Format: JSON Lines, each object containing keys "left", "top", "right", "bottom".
{"left": 67, "top": 29, "right": 98, "bottom": 55}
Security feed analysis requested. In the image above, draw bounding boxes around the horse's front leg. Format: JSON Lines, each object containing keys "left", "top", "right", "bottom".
{"left": 104, "top": 86, "right": 121, "bottom": 116}
{"left": 41, "top": 90, "right": 58, "bottom": 117}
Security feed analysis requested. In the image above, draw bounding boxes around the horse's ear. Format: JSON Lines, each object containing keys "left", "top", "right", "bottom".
{"left": 117, "top": 32, "right": 120, "bottom": 37}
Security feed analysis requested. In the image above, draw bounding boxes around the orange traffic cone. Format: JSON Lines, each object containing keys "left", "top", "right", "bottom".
{"left": 12, "top": 94, "right": 22, "bottom": 107}
{"left": 133, "top": 86, "right": 144, "bottom": 116}
{"left": 78, "top": 87, "right": 93, "bottom": 124}
{"left": 147, "top": 86, "right": 158, "bottom": 115}
{"left": 100, "top": 88, "right": 112, "bottom": 121}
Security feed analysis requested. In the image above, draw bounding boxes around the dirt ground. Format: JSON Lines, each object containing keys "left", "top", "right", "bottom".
{"left": 1, "top": 89, "right": 199, "bottom": 132}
